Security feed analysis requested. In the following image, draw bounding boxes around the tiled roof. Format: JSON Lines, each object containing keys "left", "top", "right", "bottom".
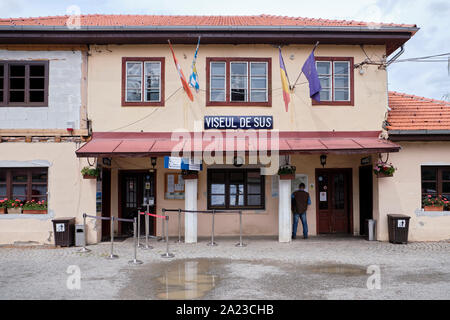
{"left": 0, "top": 14, "right": 416, "bottom": 29}
{"left": 387, "top": 91, "right": 450, "bottom": 131}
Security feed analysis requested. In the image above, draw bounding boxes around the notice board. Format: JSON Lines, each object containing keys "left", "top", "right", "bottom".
{"left": 164, "top": 172, "right": 185, "bottom": 200}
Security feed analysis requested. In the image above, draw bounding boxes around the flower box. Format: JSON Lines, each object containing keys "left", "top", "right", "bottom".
{"left": 279, "top": 173, "right": 295, "bottom": 180}
{"left": 82, "top": 174, "right": 98, "bottom": 180}
{"left": 23, "top": 209, "right": 47, "bottom": 214}
{"left": 375, "top": 172, "right": 393, "bottom": 178}
{"left": 424, "top": 206, "right": 444, "bottom": 212}
{"left": 0, "top": 208, "right": 5, "bottom": 214}
{"left": 7, "top": 207, "right": 22, "bottom": 214}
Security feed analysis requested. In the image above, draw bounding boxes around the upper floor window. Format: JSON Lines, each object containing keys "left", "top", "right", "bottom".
{"left": 122, "top": 57, "right": 165, "bottom": 106}
{"left": 0, "top": 61, "right": 49, "bottom": 107}
{"left": 206, "top": 58, "right": 271, "bottom": 106}
{"left": 314, "top": 57, "right": 354, "bottom": 106}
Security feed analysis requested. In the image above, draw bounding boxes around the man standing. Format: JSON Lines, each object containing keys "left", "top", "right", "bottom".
{"left": 291, "top": 183, "right": 311, "bottom": 239}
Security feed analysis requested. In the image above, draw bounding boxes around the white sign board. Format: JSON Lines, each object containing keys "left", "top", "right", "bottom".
{"left": 56, "top": 223, "right": 65, "bottom": 232}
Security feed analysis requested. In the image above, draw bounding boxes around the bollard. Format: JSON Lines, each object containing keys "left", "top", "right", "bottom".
{"left": 207, "top": 209, "right": 218, "bottom": 246}
{"left": 129, "top": 218, "right": 143, "bottom": 265}
{"left": 142, "top": 211, "right": 153, "bottom": 250}
{"left": 235, "top": 211, "right": 247, "bottom": 247}
{"left": 159, "top": 209, "right": 166, "bottom": 242}
{"left": 174, "top": 208, "right": 183, "bottom": 244}
{"left": 78, "top": 213, "right": 91, "bottom": 253}
{"left": 161, "top": 216, "right": 174, "bottom": 258}
{"left": 107, "top": 217, "right": 119, "bottom": 259}
{"left": 137, "top": 212, "right": 142, "bottom": 248}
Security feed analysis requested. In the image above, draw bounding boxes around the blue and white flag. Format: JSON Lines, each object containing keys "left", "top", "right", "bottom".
{"left": 189, "top": 37, "right": 201, "bottom": 92}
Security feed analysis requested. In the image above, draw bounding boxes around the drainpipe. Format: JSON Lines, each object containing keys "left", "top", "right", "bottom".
{"left": 385, "top": 45, "right": 405, "bottom": 67}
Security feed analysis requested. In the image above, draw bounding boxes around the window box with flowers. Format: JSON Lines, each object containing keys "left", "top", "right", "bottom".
{"left": 278, "top": 165, "right": 296, "bottom": 180}
{"left": 22, "top": 200, "right": 47, "bottom": 214}
{"left": 373, "top": 161, "right": 396, "bottom": 177}
{"left": 422, "top": 194, "right": 448, "bottom": 212}
{"left": 0, "top": 198, "right": 7, "bottom": 214}
{"left": 81, "top": 167, "right": 100, "bottom": 180}
{"left": 5, "top": 199, "right": 23, "bottom": 214}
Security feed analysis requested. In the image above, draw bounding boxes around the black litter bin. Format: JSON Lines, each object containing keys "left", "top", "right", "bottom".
{"left": 387, "top": 214, "right": 411, "bottom": 244}
{"left": 52, "top": 217, "right": 75, "bottom": 247}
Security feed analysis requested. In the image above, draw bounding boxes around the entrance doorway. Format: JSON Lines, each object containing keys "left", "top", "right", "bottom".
{"left": 315, "top": 169, "right": 352, "bottom": 234}
{"left": 359, "top": 165, "right": 373, "bottom": 236}
{"left": 119, "top": 170, "right": 156, "bottom": 236}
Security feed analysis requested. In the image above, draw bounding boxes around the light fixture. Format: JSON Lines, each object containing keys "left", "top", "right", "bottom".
{"left": 320, "top": 154, "right": 327, "bottom": 168}
{"left": 359, "top": 66, "right": 365, "bottom": 75}
{"left": 149, "top": 157, "right": 157, "bottom": 172}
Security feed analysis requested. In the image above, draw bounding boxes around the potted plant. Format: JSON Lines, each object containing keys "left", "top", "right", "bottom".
{"left": 422, "top": 195, "right": 448, "bottom": 211}
{"left": 6, "top": 199, "right": 23, "bottom": 214}
{"left": 181, "top": 169, "right": 199, "bottom": 180}
{"left": 373, "top": 161, "right": 396, "bottom": 177}
{"left": 278, "top": 164, "right": 296, "bottom": 180}
{"left": 0, "top": 198, "right": 7, "bottom": 214}
{"left": 22, "top": 199, "right": 47, "bottom": 214}
{"left": 81, "top": 167, "right": 100, "bottom": 179}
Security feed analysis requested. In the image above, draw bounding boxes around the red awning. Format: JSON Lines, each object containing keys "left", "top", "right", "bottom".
{"left": 75, "top": 131, "right": 400, "bottom": 157}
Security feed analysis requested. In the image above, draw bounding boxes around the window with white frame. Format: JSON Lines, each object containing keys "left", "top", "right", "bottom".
{"left": 122, "top": 58, "right": 164, "bottom": 106}
{"left": 316, "top": 57, "right": 352, "bottom": 104}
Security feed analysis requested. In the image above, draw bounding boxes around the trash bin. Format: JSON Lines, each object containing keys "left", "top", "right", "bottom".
{"left": 52, "top": 217, "right": 75, "bottom": 247}
{"left": 365, "top": 219, "right": 376, "bottom": 241}
{"left": 75, "top": 224, "right": 86, "bottom": 247}
{"left": 387, "top": 214, "right": 411, "bottom": 244}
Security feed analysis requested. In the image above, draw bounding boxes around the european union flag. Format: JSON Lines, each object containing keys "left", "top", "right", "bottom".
{"left": 301, "top": 49, "right": 321, "bottom": 102}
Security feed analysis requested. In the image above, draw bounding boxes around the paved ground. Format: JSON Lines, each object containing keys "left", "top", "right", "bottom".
{"left": 0, "top": 236, "right": 449, "bottom": 300}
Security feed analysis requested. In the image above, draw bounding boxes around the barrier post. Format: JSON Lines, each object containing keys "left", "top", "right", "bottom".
{"left": 207, "top": 209, "right": 218, "bottom": 246}
{"left": 235, "top": 210, "right": 247, "bottom": 247}
{"left": 137, "top": 211, "right": 142, "bottom": 248}
{"left": 175, "top": 208, "right": 183, "bottom": 244}
{"left": 78, "top": 213, "right": 91, "bottom": 253}
{"left": 159, "top": 209, "right": 166, "bottom": 242}
{"left": 142, "top": 211, "right": 153, "bottom": 250}
{"left": 129, "top": 217, "right": 143, "bottom": 265}
{"left": 161, "top": 215, "right": 174, "bottom": 258}
{"left": 107, "top": 217, "right": 119, "bottom": 259}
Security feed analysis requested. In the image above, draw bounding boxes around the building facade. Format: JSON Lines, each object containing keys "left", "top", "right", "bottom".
{"left": 0, "top": 14, "right": 448, "bottom": 244}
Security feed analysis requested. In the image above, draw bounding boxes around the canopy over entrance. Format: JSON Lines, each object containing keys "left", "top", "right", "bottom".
{"left": 75, "top": 131, "right": 400, "bottom": 158}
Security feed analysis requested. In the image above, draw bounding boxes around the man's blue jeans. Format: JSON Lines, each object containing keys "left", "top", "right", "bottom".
{"left": 293, "top": 212, "right": 308, "bottom": 238}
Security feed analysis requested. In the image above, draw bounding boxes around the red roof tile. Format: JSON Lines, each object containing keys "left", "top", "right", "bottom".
{"left": 387, "top": 91, "right": 450, "bottom": 131}
{"left": 0, "top": 14, "right": 417, "bottom": 29}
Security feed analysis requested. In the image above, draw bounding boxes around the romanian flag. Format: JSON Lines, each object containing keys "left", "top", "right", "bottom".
{"left": 279, "top": 47, "right": 291, "bottom": 112}
{"left": 168, "top": 40, "right": 194, "bottom": 102}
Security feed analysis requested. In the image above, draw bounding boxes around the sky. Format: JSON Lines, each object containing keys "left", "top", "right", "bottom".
{"left": 1, "top": 0, "right": 448, "bottom": 101}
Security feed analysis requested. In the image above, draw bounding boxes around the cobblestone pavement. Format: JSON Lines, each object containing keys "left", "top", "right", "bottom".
{"left": 0, "top": 236, "right": 449, "bottom": 300}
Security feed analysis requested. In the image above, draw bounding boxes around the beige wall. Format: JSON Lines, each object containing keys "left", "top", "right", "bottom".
{"left": 108, "top": 153, "right": 374, "bottom": 238}
{"left": 87, "top": 44, "right": 388, "bottom": 133}
{"left": 0, "top": 143, "right": 98, "bottom": 245}
{"left": 375, "top": 141, "right": 450, "bottom": 242}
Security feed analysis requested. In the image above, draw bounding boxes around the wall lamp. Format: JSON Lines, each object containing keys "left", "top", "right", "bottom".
{"left": 320, "top": 154, "right": 327, "bottom": 168}
{"left": 149, "top": 157, "right": 157, "bottom": 172}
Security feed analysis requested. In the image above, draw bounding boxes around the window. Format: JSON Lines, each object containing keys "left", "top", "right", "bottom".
{"left": 0, "top": 168, "right": 48, "bottom": 202}
{"left": 122, "top": 57, "right": 165, "bottom": 106}
{"left": 0, "top": 61, "right": 48, "bottom": 107}
{"left": 206, "top": 58, "right": 271, "bottom": 106}
{"left": 421, "top": 166, "right": 450, "bottom": 210}
{"left": 314, "top": 57, "right": 354, "bottom": 106}
{"left": 207, "top": 169, "right": 265, "bottom": 210}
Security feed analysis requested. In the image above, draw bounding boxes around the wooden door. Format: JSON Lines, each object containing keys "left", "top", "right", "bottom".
{"left": 119, "top": 171, "right": 156, "bottom": 236}
{"left": 359, "top": 165, "right": 373, "bottom": 235}
{"left": 316, "top": 169, "right": 352, "bottom": 234}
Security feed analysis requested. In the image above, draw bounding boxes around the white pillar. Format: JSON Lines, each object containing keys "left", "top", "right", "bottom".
{"left": 278, "top": 178, "right": 292, "bottom": 243}
{"left": 184, "top": 178, "right": 198, "bottom": 243}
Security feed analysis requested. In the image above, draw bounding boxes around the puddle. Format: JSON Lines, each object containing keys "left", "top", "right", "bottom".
{"left": 155, "top": 260, "right": 218, "bottom": 299}
{"left": 307, "top": 264, "right": 367, "bottom": 276}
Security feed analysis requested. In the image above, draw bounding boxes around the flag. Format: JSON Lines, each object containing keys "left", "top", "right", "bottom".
{"left": 168, "top": 40, "right": 194, "bottom": 101}
{"left": 279, "top": 47, "right": 291, "bottom": 112}
{"left": 301, "top": 48, "right": 322, "bottom": 102}
{"left": 189, "top": 37, "right": 201, "bottom": 92}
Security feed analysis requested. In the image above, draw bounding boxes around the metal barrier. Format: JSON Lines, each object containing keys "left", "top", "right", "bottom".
{"left": 139, "top": 211, "right": 174, "bottom": 258}
{"left": 80, "top": 213, "right": 143, "bottom": 264}
{"left": 162, "top": 208, "right": 246, "bottom": 247}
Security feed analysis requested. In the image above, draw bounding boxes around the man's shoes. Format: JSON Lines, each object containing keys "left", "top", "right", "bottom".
{"left": 292, "top": 235, "right": 296, "bottom": 240}
{"left": 303, "top": 235, "right": 308, "bottom": 239}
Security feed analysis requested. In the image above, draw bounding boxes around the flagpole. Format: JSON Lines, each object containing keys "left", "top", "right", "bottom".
{"left": 291, "top": 41, "right": 320, "bottom": 90}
